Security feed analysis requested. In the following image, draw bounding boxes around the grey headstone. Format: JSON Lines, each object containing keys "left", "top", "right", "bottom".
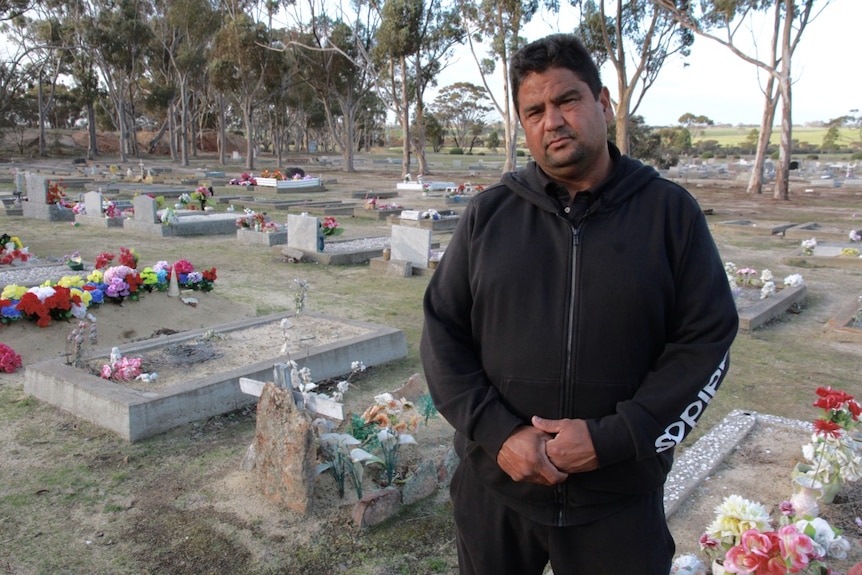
{"left": 287, "top": 214, "right": 322, "bottom": 252}
{"left": 133, "top": 195, "right": 159, "bottom": 224}
{"left": 391, "top": 225, "right": 431, "bottom": 267}
{"left": 26, "top": 173, "right": 49, "bottom": 204}
{"left": 83, "top": 191, "right": 103, "bottom": 216}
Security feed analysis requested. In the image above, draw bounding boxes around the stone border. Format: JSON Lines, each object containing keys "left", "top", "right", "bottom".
{"left": 713, "top": 219, "right": 795, "bottom": 236}
{"left": 23, "top": 311, "right": 407, "bottom": 442}
{"left": 823, "top": 293, "right": 862, "bottom": 343}
{"left": 664, "top": 410, "right": 811, "bottom": 518}
{"left": 781, "top": 250, "right": 862, "bottom": 271}
{"left": 737, "top": 284, "right": 807, "bottom": 331}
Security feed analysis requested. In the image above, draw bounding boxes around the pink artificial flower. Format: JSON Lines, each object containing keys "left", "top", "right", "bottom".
{"left": 776, "top": 525, "right": 813, "bottom": 572}
{"left": 100, "top": 364, "right": 113, "bottom": 379}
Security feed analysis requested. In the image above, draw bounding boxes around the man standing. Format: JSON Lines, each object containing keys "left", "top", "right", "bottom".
{"left": 420, "top": 34, "right": 738, "bottom": 575}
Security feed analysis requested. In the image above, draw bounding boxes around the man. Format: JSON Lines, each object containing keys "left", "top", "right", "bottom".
{"left": 420, "top": 34, "right": 738, "bottom": 575}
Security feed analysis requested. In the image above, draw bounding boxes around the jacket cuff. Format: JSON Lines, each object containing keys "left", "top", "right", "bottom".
{"left": 472, "top": 403, "right": 525, "bottom": 459}
{"left": 587, "top": 415, "right": 637, "bottom": 467}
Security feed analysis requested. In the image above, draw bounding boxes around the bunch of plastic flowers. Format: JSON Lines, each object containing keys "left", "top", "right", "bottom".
{"left": 0, "top": 343, "right": 23, "bottom": 373}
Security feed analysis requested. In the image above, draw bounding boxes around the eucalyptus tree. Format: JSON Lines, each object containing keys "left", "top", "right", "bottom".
{"left": 657, "top": 0, "right": 828, "bottom": 200}
{"left": 209, "top": 3, "right": 288, "bottom": 170}
{"left": 431, "top": 81, "right": 493, "bottom": 150}
{"left": 458, "top": 0, "right": 549, "bottom": 172}
{"left": 375, "top": 0, "right": 422, "bottom": 176}
{"left": 573, "top": 0, "right": 692, "bottom": 155}
{"left": 90, "top": 0, "right": 155, "bottom": 161}
{"left": 289, "top": 11, "right": 378, "bottom": 172}
{"left": 150, "top": 0, "right": 220, "bottom": 166}
{"left": 374, "top": 0, "right": 463, "bottom": 176}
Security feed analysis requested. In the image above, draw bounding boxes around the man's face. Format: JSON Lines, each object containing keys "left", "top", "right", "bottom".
{"left": 517, "top": 67, "right": 614, "bottom": 184}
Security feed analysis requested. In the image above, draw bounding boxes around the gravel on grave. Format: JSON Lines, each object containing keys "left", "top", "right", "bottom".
{"left": 0, "top": 259, "right": 77, "bottom": 288}
{"left": 324, "top": 236, "right": 389, "bottom": 253}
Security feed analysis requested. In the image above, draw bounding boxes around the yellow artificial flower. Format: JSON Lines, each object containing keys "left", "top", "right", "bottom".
{"left": 87, "top": 270, "right": 103, "bottom": 283}
{"left": 1, "top": 284, "right": 26, "bottom": 300}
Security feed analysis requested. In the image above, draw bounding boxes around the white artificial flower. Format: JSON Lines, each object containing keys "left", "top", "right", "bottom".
{"left": 724, "top": 262, "right": 737, "bottom": 275}
{"left": 760, "top": 269, "right": 773, "bottom": 282}
{"left": 670, "top": 554, "right": 707, "bottom": 575}
{"left": 784, "top": 274, "right": 804, "bottom": 287}
{"left": 794, "top": 517, "right": 852, "bottom": 560}
{"left": 760, "top": 281, "right": 776, "bottom": 299}
{"left": 849, "top": 229, "right": 861, "bottom": 242}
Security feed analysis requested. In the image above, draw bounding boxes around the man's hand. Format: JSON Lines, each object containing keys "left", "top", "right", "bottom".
{"left": 532, "top": 416, "right": 599, "bottom": 473}
{"left": 496, "top": 425, "right": 569, "bottom": 485}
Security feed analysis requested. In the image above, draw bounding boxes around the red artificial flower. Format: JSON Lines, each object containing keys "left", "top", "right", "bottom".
{"left": 202, "top": 267, "right": 217, "bottom": 282}
{"left": 95, "top": 252, "right": 115, "bottom": 269}
{"left": 849, "top": 401, "right": 862, "bottom": 420}
{"left": 119, "top": 246, "right": 138, "bottom": 269}
{"left": 16, "top": 293, "right": 50, "bottom": 327}
{"left": 44, "top": 285, "right": 72, "bottom": 312}
{"left": 813, "top": 419, "right": 842, "bottom": 438}
{"left": 125, "top": 272, "right": 143, "bottom": 293}
{"left": 173, "top": 259, "right": 194, "bottom": 274}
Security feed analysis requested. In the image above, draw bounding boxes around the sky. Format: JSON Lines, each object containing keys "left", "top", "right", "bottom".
{"left": 437, "top": 0, "right": 858, "bottom": 127}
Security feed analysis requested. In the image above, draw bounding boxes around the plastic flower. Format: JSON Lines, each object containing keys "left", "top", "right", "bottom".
{"left": 794, "top": 517, "right": 851, "bottom": 560}
{"left": 94, "top": 252, "right": 115, "bottom": 269}
{"left": 704, "top": 495, "right": 772, "bottom": 549}
{"left": 849, "top": 229, "right": 860, "bottom": 242}
{"left": 1, "top": 284, "right": 27, "bottom": 301}
{"left": 783, "top": 274, "right": 804, "bottom": 288}
{"left": 0, "top": 343, "right": 23, "bottom": 373}
{"left": 801, "top": 238, "right": 817, "bottom": 255}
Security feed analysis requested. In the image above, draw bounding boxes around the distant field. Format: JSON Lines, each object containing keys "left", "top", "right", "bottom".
{"left": 692, "top": 125, "right": 832, "bottom": 147}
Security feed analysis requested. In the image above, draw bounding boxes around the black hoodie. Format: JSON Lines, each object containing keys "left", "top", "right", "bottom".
{"left": 420, "top": 144, "right": 738, "bottom": 526}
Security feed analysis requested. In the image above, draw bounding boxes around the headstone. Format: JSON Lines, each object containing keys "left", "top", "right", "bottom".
{"left": 15, "top": 172, "right": 25, "bottom": 196}
{"left": 391, "top": 225, "right": 431, "bottom": 268}
{"left": 83, "top": 190, "right": 103, "bottom": 216}
{"left": 232, "top": 150, "right": 241, "bottom": 161}
{"left": 287, "top": 214, "right": 323, "bottom": 252}
{"left": 25, "top": 173, "right": 49, "bottom": 204}
{"left": 133, "top": 195, "right": 159, "bottom": 224}
{"left": 253, "top": 382, "right": 316, "bottom": 516}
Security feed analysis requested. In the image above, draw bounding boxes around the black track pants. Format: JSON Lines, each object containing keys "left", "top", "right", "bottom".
{"left": 450, "top": 464, "right": 675, "bottom": 575}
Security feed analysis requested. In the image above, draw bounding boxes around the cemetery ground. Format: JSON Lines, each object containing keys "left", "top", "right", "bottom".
{"left": 1, "top": 152, "right": 862, "bottom": 574}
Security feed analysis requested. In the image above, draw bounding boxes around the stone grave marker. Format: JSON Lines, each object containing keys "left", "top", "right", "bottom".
{"left": 391, "top": 225, "right": 431, "bottom": 268}
{"left": 287, "top": 213, "right": 323, "bottom": 252}
{"left": 83, "top": 190, "right": 103, "bottom": 216}
{"left": 25, "top": 173, "right": 48, "bottom": 204}
{"left": 133, "top": 194, "right": 159, "bottom": 224}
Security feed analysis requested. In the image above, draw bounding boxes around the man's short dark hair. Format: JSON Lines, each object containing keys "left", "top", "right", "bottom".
{"left": 510, "top": 34, "right": 602, "bottom": 113}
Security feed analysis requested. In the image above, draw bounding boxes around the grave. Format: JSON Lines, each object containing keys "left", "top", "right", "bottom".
{"left": 350, "top": 190, "right": 398, "bottom": 200}
{"left": 74, "top": 190, "right": 126, "bottom": 228}
{"left": 396, "top": 180, "right": 456, "bottom": 193}
{"left": 123, "top": 195, "right": 239, "bottom": 237}
{"left": 282, "top": 214, "right": 388, "bottom": 265}
{"left": 713, "top": 219, "right": 795, "bottom": 236}
{"left": 823, "top": 293, "right": 862, "bottom": 343}
{"left": 784, "top": 222, "right": 858, "bottom": 242}
{"left": 237, "top": 227, "right": 288, "bottom": 246}
{"left": 780, "top": 242, "right": 862, "bottom": 271}
{"left": 353, "top": 205, "right": 405, "bottom": 220}
{"left": 387, "top": 209, "right": 460, "bottom": 231}
{"left": 20, "top": 173, "right": 75, "bottom": 222}
{"left": 736, "top": 284, "right": 807, "bottom": 331}
{"left": 256, "top": 177, "right": 325, "bottom": 192}
{"left": 23, "top": 311, "right": 408, "bottom": 442}
{"left": 369, "top": 226, "right": 443, "bottom": 277}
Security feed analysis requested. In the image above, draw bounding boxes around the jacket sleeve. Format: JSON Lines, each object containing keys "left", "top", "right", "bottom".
{"left": 587, "top": 206, "right": 739, "bottom": 467}
{"left": 420, "top": 204, "right": 524, "bottom": 459}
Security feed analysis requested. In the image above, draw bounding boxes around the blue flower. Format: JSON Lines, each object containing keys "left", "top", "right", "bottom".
{"left": 1, "top": 303, "right": 22, "bottom": 319}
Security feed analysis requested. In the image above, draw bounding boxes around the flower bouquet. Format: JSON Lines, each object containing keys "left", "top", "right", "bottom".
{"left": 801, "top": 238, "right": 817, "bottom": 256}
{"left": 0, "top": 234, "right": 29, "bottom": 265}
{"left": 0, "top": 342, "right": 23, "bottom": 373}
{"left": 191, "top": 186, "right": 213, "bottom": 209}
{"left": 321, "top": 216, "right": 344, "bottom": 238}
{"left": 229, "top": 173, "right": 256, "bottom": 186}
{"left": 46, "top": 180, "right": 66, "bottom": 205}
{"left": 794, "top": 386, "right": 862, "bottom": 503}
{"left": 700, "top": 494, "right": 848, "bottom": 574}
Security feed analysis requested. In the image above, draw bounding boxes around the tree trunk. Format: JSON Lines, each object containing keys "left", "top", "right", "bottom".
{"left": 218, "top": 95, "right": 227, "bottom": 166}
{"left": 773, "top": 0, "right": 794, "bottom": 201}
{"left": 400, "top": 55, "right": 411, "bottom": 177}
{"left": 747, "top": 81, "right": 778, "bottom": 195}
{"left": 180, "top": 77, "right": 190, "bottom": 167}
{"left": 86, "top": 102, "right": 98, "bottom": 159}
{"left": 38, "top": 78, "right": 47, "bottom": 157}
{"left": 244, "top": 99, "right": 254, "bottom": 171}
{"left": 168, "top": 99, "right": 178, "bottom": 161}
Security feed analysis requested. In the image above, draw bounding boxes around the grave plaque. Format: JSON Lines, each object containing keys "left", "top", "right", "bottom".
{"left": 133, "top": 195, "right": 159, "bottom": 224}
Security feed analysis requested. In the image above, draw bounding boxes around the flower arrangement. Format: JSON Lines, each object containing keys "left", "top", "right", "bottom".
{"left": 801, "top": 238, "right": 817, "bottom": 256}
{"left": 0, "top": 234, "right": 29, "bottom": 265}
{"left": 0, "top": 342, "right": 23, "bottom": 373}
{"left": 178, "top": 193, "right": 192, "bottom": 206}
{"left": 849, "top": 230, "right": 860, "bottom": 243}
{"left": 259, "top": 169, "right": 287, "bottom": 181}
{"left": 235, "top": 209, "right": 266, "bottom": 229}
{"left": 356, "top": 393, "right": 419, "bottom": 485}
{"left": 839, "top": 247, "right": 860, "bottom": 257}
{"left": 321, "top": 216, "right": 343, "bottom": 237}
{"left": 795, "top": 386, "right": 862, "bottom": 496}
{"left": 229, "top": 173, "right": 256, "bottom": 186}
{"left": 46, "top": 180, "right": 66, "bottom": 205}
{"left": 103, "top": 201, "right": 121, "bottom": 218}
{"left": 1, "top": 251, "right": 218, "bottom": 327}
{"left": 191, "top": 186, "right": 212, "bottom": 209}
{"left": 700, "top": 494, "right": 848, "bottom": 574}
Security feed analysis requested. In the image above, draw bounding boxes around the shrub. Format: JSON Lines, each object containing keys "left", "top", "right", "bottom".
{"left": 851, "top": 152, "right": 862, "bottom": 160}
{"left": 701, "top": 151, "right": 715, "bottom": 159}
{"left": 516, "top": 149, "right": 526, "bottom": 157}
{"left": 448, "top": 147, "right": 464, "bottom": 155}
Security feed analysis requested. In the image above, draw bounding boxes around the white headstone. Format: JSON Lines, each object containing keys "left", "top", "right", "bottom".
{"left": 287, "top": 214, "right": 322, "bottom": 252}
{"left": 391, "top": 225, "right": 432, "bottom": 268}
{"left": 83, "top": 190, "right": 103, "bottom": 216}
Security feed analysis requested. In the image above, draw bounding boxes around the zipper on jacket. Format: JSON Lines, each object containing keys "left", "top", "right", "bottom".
{"left": 556, "top": 216, "right": 582, "bottom": 527}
